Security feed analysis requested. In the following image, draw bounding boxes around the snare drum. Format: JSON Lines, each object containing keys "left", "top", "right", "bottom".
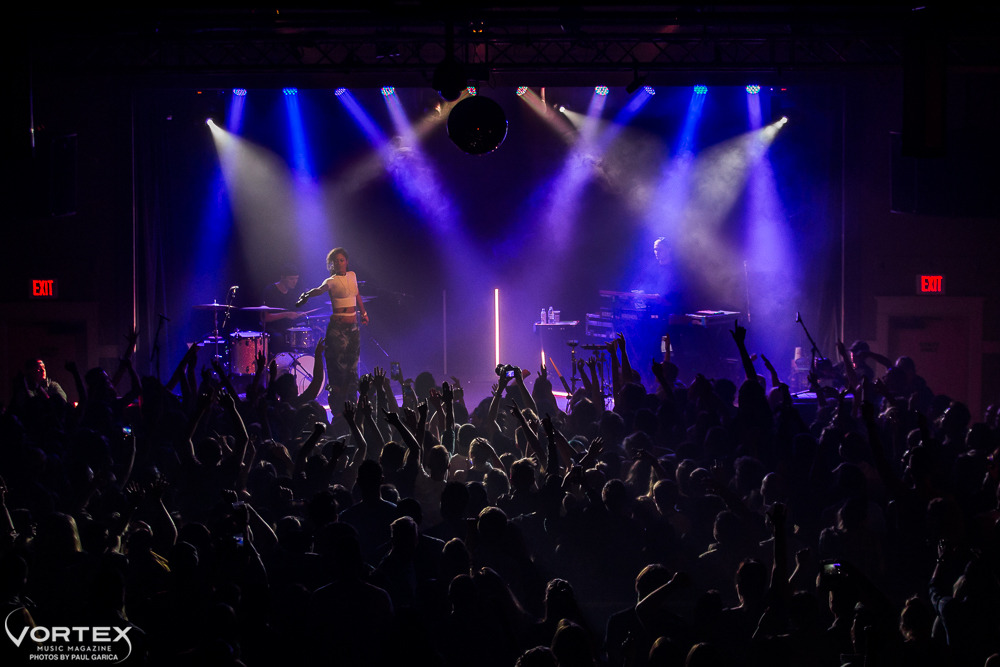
{"left": 229, "top": 331, "right": 268, "bottom": 375}
{"left": 275, "top": 352, "right": 315, "bottom": 394}
{"left": 285, "top": 327, "right": 315, "bottom": 350}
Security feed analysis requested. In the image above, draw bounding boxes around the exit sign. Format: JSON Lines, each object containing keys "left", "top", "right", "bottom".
{"left": 917, "top": 274, "right": 945, "bottom": 295}
{"left": 30, "top": 279, "right": 58, "bottom": 298}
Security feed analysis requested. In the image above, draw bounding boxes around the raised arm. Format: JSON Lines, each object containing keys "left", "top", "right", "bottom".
{"left": 374, "top": 366, "right": 399, "bottom": 421}
{"left": 606, "top": 338, "right": 623, "bottom": 401}
{"left": 296, "top": 279, "right": 329, "bottom": 307}
{"left": 585, "top": 356, "right": 603, "bottom": 412}
{"left": 508, "top": 402, "right": 544, "bottom": 463}
{"left": 211, "top": 357, "right": 240, "bottom": 404}
{"left": 182, "top": 388, "right": 215, "bottom": 466}
{"left": 617, "top": 332, "right": 636, "bottom": 385}
{"left": 385, "top": 408, "right": 422, "bottom": 472}
{"left": 836, "top": 341, "right": 859, "bottom": 392}
{"left": 296, "top": 338, "right": 327, "bottom": 404}
{"left": 294, "top": 421, "right": 327, "bottom": 478}
{"left": 730, "top": 319, "right": 757, "bottom": 383}
{"left": 511, "top": 366, "right": 538, "bottom": 415}
{"left": 111, "top": 328, "right": 140, "bottom": 388}
{"left": 487, "top": 372, "right": 514, "bottom": 438}
{"left": 220, "top": 389, "right": 250, "bottom": 486}
{"left": 343, "top": 401, "right": 369, "bottom": 462}
{"left": 760, "top": 354, "right": 781, "bottom": 392}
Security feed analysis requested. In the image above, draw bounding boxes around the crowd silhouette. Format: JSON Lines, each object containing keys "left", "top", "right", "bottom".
{"left": 2, "top": 322, "right": 1000, "bottom": 666}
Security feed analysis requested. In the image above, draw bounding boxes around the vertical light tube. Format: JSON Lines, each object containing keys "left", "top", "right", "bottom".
{"left": 443, "top": 290, "right": 448, "bottom": 375}
{"left": 494, "top": 288, "right": 501, "bottom": 367}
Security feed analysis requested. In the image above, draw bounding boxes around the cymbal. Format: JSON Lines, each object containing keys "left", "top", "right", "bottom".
{"left": 242, "top": 305, "right": 285, "bottom": 311}
{"left": 581, "top": 344, "right": 608, "bottom": 351}
{"left": 193, "top": 302, "right": 235, "bottom": 310}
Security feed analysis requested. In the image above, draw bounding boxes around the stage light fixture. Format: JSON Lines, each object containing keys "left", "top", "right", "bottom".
{"left": 447, "top": 95, "right": 508, "bottom": 155}
{"left": 595, "top": 86, "right": 610, "bottom": 96}
{"left": 746, "top": 84, "right": 761, "bottom": 95}
{"left": 381, "top": 86, "right": 395, "bottom": 97}
{"left": 516, "top": 87, "right": 528, "bottom": 96}
{"left": 233, "top": 88, "right": 247, "bottom": 97}
{"left": 467, "top": 86, "right": 477, "bottom": 96}
{"left": 334, "top": 88, "right": 347, "bottom": 96}
{"left": 205, "top": 118, "right": 215, "bottom": 126}
{"left": 282, "top": 88, "right": 298, "bottom": 96}
{"left": 643, "top": 86, "right": 656, "bottom": 96}
{"left": 694, "top": 85, "right": 708, "bottom": 95}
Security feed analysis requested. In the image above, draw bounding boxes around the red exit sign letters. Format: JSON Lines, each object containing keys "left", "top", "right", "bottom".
{"left": 31, "top": 279, "right": 58, "bottom": 298}
{"left": 917, "top": 275, "right": 945, "bottom": 295}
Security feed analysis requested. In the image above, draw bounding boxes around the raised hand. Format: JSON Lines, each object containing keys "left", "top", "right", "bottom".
{"left": 441, "top": 381, "right": 454, "bottom": 405}
{"left": 314, "top": 337, "right": 327, "bottom": 356}
{"left": 358, "top": 373, "right": 373, "bottom": 398}
{"left": 402, "top": 406, "right": 418, "bottom": 432}
{"left": 428, "top": 387, "right": 444, "bottom": 411}
{"left": 761, "top": 354, "right": 776, "bottom": 375}
{"left": 357, "top": 393, "right": 374, "bottom": 421}
{"left": 343, "top": 401, "right": 358, "bottom": 424}
{"left": 219, "top": 387, "right": 237, "bottom": 411}
{"left": 588, "top": 436, "right": 605, "bottom": 458}
{"left": 730, "top": 319, "right": 747, "bottom": 345}
{"left": 382, "top": 410, "right": 403, "bottom": 429}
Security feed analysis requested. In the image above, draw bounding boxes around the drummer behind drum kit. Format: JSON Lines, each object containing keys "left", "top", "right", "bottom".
{"left": 192, "top": 301, "right": 333, "bottom": 394}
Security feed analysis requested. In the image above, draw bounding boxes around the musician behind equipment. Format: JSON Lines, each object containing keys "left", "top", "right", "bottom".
{"left": 262, "top": 265, "right": 306, "bottom": 353}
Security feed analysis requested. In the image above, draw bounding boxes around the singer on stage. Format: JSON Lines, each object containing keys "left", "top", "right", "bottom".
{"left": 297, "top": 248, "right": 368, "bottom": 402}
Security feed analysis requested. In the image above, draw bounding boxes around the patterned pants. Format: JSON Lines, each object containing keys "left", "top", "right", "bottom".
{"left": 325, "top": 319, "right": 360, "bottom": 403}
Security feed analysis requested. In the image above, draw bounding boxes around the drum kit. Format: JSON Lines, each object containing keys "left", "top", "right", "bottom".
{"left": 192, "top": 296, "right": 376, "bottom": 393}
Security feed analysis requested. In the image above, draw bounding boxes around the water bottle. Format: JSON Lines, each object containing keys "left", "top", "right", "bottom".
{"left": 540, "top": 308, "right": 547, "bottom": 324}
{"left": 547, "top": 306, "right": 554, "bottom": 323}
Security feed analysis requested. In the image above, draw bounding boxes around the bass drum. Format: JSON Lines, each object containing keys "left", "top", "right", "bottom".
{"left": 275, "top": 352, "right": 315, "bottom": 395}
{"left": 229, "top": 331, "right": 267, "bottom": 375}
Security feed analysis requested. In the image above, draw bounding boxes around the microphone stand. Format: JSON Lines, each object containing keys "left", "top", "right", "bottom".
{"left": 795, "top": 312, "right": 823, "bottom": 371}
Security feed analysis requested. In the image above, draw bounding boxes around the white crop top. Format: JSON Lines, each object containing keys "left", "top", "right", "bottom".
{"left": 325, "top": 272, "right": 359, "bottom": 310}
